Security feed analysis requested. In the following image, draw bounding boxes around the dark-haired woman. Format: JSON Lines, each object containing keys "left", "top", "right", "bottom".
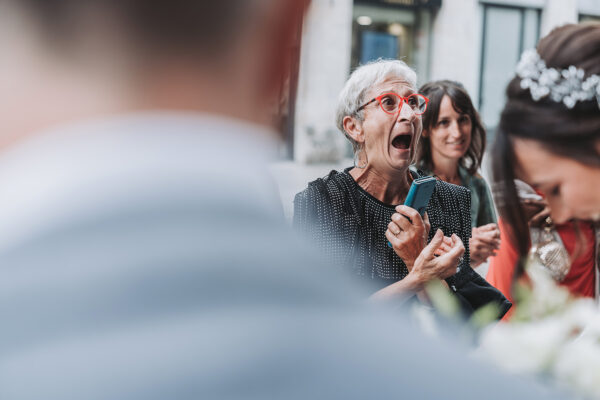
{"left": 492, "top": 22, "right": 600, "bottom": 283}
{"left": 416, "top": 80, "right": 500, "bottom": 267}
{"left": 487, "top": 182, "right": 597, "bottom": 321}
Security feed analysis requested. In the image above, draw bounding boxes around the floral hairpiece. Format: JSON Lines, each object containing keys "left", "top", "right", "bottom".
{"left": 516, "top": 49, "right": 600, "bottom": 109}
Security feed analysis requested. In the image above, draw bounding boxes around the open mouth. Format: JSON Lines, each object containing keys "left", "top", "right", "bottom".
{"left": 392, "top": 134, "right": 411, "bottom": 150}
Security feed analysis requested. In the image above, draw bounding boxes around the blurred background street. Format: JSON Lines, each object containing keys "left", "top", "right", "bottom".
{"left": 273, "top": 0, "right": 600, "bottom": 214}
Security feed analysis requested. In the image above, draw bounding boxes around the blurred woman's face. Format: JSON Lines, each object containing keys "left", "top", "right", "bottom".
{"left": 425, "top": 95, "right": 471, "bottom": 163}
{"left": 358, "top": 77, "right": 422, "bottom": 174}
{"left": 513, "top": 137, "right": 600, "bottom": 224}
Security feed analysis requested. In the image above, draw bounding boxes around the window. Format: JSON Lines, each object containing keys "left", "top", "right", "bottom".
{"left": 579, "top": 15, "right": 600, "bottom": 23}
{"left": 478, "top": 4, "right": 540, "bottom": 137}
{"left": 351, "top": 4, "right": 432, "bottom": 82}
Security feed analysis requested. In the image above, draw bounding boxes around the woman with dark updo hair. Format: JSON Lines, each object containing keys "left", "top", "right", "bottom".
{"left": 491, "top": 22, "right": 600, "bottom": 283}
{"left": 416, "top": 80, "right": 500, "bottom": 267}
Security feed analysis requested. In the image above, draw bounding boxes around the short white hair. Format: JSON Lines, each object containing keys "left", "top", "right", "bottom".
{"left": 335, "top": 59, "right": 417, "bottom": 152}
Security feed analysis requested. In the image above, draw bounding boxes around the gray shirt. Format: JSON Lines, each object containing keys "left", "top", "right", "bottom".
{"left": 0, "top": 114, "right": 568, "bottom": 399}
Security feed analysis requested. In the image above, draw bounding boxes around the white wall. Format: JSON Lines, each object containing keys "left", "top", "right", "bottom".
{"left": 541, "top": 0, "right": 578, "bottom": 36}
{"left": 428, "top": 0, "right": 482, "bottom": 103}
{"left": 294, "top": 0, "right": 353, "bottom": 164}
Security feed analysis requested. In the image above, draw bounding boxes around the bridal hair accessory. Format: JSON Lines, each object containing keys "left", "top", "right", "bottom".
{"left": 516, "top": 49, "right": 600, "bottom": 109}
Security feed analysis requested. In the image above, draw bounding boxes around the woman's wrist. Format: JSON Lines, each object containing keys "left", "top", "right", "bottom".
{"left": 369, "top": 272, "right": 423, "bottom": 303}
{"left": 403, "top": 271, "right": 425, "bottom": 292}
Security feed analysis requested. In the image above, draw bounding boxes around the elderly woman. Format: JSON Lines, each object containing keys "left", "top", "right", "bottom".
{"left": 416, "top": 80, "right": 500, "bottom": 266}
{"left": 294, "top": 59, "right": 509, "bottom": 315}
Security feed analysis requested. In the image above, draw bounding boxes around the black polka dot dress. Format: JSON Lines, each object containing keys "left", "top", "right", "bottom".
{"left": 293, "top": 167, "right": 511, "bottom": 317}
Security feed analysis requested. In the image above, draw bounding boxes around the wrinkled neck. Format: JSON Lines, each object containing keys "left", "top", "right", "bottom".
{"left": 350, "top": 166, "right": 412, "bottom": 205}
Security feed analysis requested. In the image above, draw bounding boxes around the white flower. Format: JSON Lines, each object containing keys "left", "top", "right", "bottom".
{"left": 521, "top": 78, "right": 532, "bottom": 89}
{"left": 560, "top": 299, "right": 600, "bottom": 332}
{"left": 478, "top": 317, "right": 572, "bottom": 374}
{"left": 553, "top": 337, "right": 600, "bottom": 398}
{"left": 410, "top": 303, "right": 439, "bottom": 340}
{"left": 563, "top": 96, "right": 576, "bottom": 109}
{"left": 523, "top": 261, "right": 571, "bottom": 318}
{"left": 547, "top": 68, "right": 560, "bottom": 81}
{"left": 476, "top": 257, "right": 600, "bottom": 397}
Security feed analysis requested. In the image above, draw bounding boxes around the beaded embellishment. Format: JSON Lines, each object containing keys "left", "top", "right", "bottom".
{"left": 516, "top": 49, "right": 600, "bottom": 109}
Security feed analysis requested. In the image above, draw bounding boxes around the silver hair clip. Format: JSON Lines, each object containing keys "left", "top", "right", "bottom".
{"left": 516, "top": 49, "right": 600, "bottom": 110}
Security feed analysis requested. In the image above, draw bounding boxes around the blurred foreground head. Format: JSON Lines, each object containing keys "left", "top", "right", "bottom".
{"left": 0, "top": 0, "right": 308, "bottom": 144}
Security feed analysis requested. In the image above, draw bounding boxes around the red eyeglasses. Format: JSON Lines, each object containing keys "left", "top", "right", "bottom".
{"left": 357, "top": 93, "right": 429, "bottom": 115}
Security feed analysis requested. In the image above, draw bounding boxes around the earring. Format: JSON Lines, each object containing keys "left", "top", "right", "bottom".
{"left": 353, "top": 146, "right": 368, "bottom": 169}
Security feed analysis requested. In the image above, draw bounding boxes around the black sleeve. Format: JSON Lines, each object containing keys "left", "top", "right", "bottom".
{"left": 444, "top": 185, "right": 512, "bottom": 320}
{"left": 293, "top": 181, "right": 332, "bottom": 238}
{"left": 292, "top": 174, "right": 365, "bottom": 273}
{"left": 292, "top": 180, "right": 340, "bottom": 253}
{"left": 293, "top": 187, "right": 312, "bottom": 233}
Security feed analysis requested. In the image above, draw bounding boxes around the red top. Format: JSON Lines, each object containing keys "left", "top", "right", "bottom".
{"left": 487, "top": 219, "right": 596, "bottom": 321}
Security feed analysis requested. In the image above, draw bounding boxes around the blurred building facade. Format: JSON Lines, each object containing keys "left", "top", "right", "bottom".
{"left": 287, "top": 0, "right": 600, "bottom": 163}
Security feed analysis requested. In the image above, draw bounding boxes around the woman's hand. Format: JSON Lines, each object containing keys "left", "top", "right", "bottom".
{"left": 469, "top": 223, "right": 501, "bottom": 266}
{"left": 522, "top": 198, "right": 551, "bottom": 227}
{"left": 407, "top": 229, "right": 465, "bottom": 290}
{"left": 385, "top": 206, "right": 431, "bottom": 269}
{"left": 434, "top": 235, "right": 465, "bottom": 258}
{"left": 370, "top": 229, "right": 464, "bottom": 302}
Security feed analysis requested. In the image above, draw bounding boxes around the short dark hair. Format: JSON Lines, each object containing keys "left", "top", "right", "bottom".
{"left": 491, "top": 22, "right": 600, "bottom": 277}
{"left": 416, "top": 80, "right": 486, "bottom": 176}
{"left": 17, "top": 0, "right": 257, "bottom": 58}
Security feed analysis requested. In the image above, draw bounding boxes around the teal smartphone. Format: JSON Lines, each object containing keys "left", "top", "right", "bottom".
{"left": 387, "top": 176, "right": 436, "bottom": 247}
{"left": 403, "top": 176, "right": 436, "bottom": 216}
